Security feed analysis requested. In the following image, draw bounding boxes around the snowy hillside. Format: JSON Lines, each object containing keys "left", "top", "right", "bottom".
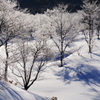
{"left": 29, "top": 36, "right": 100, "bottom": 100}
{"left": 0, "top": 35, "right": 100, "bottom": 100}
{"left": 0, "top": 0, "right": 100, "bottom": 100}
{"left": 0, "top": 80, "right": 49, "bottom": 100}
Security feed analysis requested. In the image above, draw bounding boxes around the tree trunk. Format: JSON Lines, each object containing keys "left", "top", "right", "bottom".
{"left": 24, "top": 84, "right": 29, "bottom": 90}
{"left": 97, "top": 30, "right": 100, "bottom": 39}
{"left": 60, "top": 51, "right": 64, "bottom": 67}
{"left": 4, "top": 42, "right": 9, "bottom": 80}
{"left": 89, "top": 45, "right": 92, "bottom": 53}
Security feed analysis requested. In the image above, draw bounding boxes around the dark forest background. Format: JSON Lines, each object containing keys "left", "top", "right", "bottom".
{"left": 16, "top": 0, "right": 99, "bottom": 14}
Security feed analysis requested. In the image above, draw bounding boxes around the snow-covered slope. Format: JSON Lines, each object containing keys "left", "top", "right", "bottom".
{"left": 29, "top": 36, "right": 100, "bottom": 100}
{"left": 0, "top": 80, "right": 48, "bottom": 100}
{"left": 0, "top": 34, "right": 100, "bottom": 100}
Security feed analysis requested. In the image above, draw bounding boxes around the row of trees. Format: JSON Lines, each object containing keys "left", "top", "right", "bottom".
{"left": 0, "top": 0, "right": 100, "bottom": 90}
{"left": 80, "top": 0, "right": 100, "bottom": 53}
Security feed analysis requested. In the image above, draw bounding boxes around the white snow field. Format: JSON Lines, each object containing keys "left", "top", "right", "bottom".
{"left": 0, "top": 80, "right": 48, "bottom": 100}
{"left": 29, "top": 36, "right": 100, "bottom": 100}
{"left": 0, "top": 28, "right": 100, "bottom": 100}
{"left": 0, "top": 0, "right": 100, "bottom": 100}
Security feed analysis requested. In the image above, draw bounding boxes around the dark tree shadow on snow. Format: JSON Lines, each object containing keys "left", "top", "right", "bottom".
{"left": 92, "top": 53, "right": 100, "bottom": 58}
{"left": 55, "top": 64, "right": 100, "bottom": 100}
{"left": 0, "top": 81, "right": 24, "bottom": 100}
{"left": 54, "top": 54, "right": 70, "bottom": 61}
{"left": 55, "top": 64, "right": 100, "bottom": 87}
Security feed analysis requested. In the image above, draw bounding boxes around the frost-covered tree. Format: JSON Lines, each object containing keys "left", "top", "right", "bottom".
{"left": 11, "top": 39, "right": 51, "bottom": 90}
{"left": 95, "top": 6, "right": 100, "bottom": 39}
{"left": 46, "top": 5, "right": 79, "bottom": 67}
{"left": 81, "top": 0, "right": 99, "bottom": 53}
{"left": 0, "top": 0, "right": 33, "bottom": 80}
{"left": 0, "top": 0, "right": 19, "bottom": 80}
{"left": 0, "top": 0, "right": 17, "bottom": 46}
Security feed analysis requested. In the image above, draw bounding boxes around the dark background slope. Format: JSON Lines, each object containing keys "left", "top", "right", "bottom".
{"left": 16, "top": 0, "right": 99, "bottom": 14}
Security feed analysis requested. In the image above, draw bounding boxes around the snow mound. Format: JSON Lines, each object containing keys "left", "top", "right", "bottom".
{"left": 0, "top": 80, "right": 48, "bottom": 100}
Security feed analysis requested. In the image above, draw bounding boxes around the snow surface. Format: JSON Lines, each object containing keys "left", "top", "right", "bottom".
{"left": 29, "top": 36, "right": 100, "bottom": 100}
{"left": 0, "top": 25, "right": 100, "bottom": 100}
{"left": 0, "top": 0, "right": 100, "bottom": 100}
{"left": 0, "top": 80, "right": 49, "bottom": 100}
